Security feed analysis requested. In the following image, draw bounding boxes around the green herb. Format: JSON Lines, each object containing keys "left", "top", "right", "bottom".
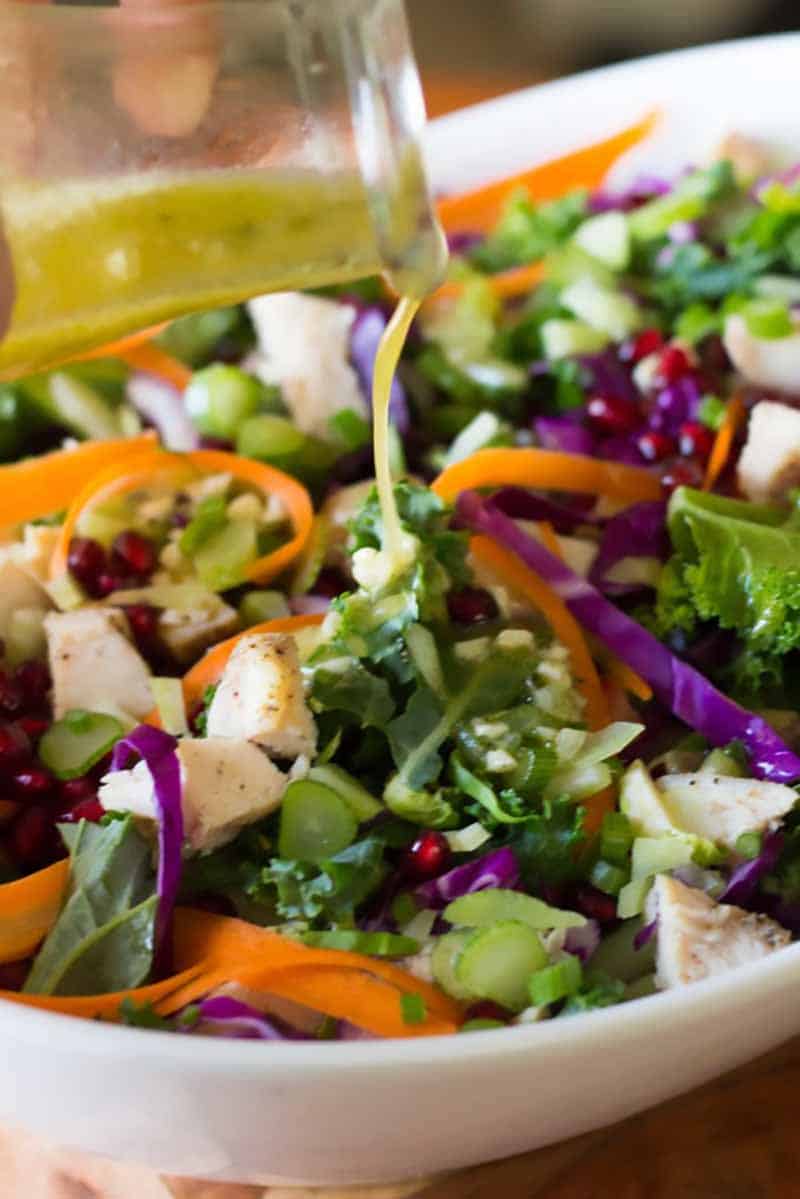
{"left": 560, "top": 973, "right": 626, "bottom": 1015}
{"left": 119, "top": 998, "right": 172, "bottom": 1030}
{"left": 400, "top": 992, "right": 427, "bottom": 1026}
{"left": 528, "top": 955, "right": 582, "bottom": 1006}
{"left": 179, "top": 494, "right": 228, "bottom": 556}
{"left": 506, "top": 797, "right": 588, "bottom": 887}
{"left": 697, "top": 394, "right": 727, "bottom": 431}
{"left": 472, "top": 189, "right": 588, "bottom": 273}
{"left": 25, "top": 816, "right": 157, "bottom": 997}
{"left": 261, "top": 837, "right": 388, "bottom": 926}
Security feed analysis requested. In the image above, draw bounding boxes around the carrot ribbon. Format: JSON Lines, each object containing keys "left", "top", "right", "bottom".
{"left": 704, "top": 394, "right": 746, "bottom": 492}
{"left": 49, "top": 446, "right": 314, "bottom": 589}
{"left": 437, "top": 111, "right": 659, "bottom": 234}
{"left": 0, "top": 860, "right": 69, "bottom": 964}
{"left": 433, "top": 448, "right": 661, "bottom": 506}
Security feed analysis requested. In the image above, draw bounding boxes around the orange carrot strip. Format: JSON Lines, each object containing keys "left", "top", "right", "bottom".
{"left": 0, "top": 860, "right": 69, "bottom": 964}
{"left": 110, "top": 342, "right": 193, "bottom": 392}
{"left": 171, "top": 908, "right": 461, "bottom": 1023}
{"left": 704, "top": 394, "right": 746, "bottom": 492}
{"left": 604, "top": 656, "right": 653, "bottom": 703}
{"left": 428, "top": 260, "right": 548, "bottom": 306}
{"left": 71, "top": 324, "right": 169, "bottom": 364}
{"left": 49, "top": 447, "right": 314, "bottom": 589}
{"left": 470, "top": 534, "right": 608, "bottom": 731}
{"left": 161, "top": 613, "right": 325, "bottom": 721}
{"left": 437, "top": 111, "right": 659, "bottom": 234}
{"left": 0, "top": 963, "right": 212, "bottom": 1020}
{"left": 0, "top": 433, "right": 157, "bottom": 528}
{"left": 432, "top": 448, "right": 661, "bottom": 506}
{"left": 582, "top": 785, "right": 617, "bottom": 838}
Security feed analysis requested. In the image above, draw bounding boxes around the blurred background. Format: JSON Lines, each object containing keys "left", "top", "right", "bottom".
{"left": 408, "top": 0, "right": 799, "bottom": 116}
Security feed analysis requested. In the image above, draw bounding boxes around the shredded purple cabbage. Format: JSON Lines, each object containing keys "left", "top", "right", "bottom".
{"left": 111, "top": 725, "right": 183, "bottom": 963}
{"left": 720, "top": 831, "right": 784, "bottom": 907}
{"left": 126, "top": 373, "right": 199, "bottom": 451}
{"left": 288, "top": 595, "right": 331, "bottom": 616}
{"left": 588, "top": 174, "right": 671, "bottom": 214}
{"left": 534, "top": 414, "right": 596, "bottom": 457}
{"left": 416, "top": 847, "right": 520, "bottom": 910}
{"left": 491, "top": 485, "right": 598, "bottom": 534}
{"left": 596, "top": 435, "right": 646, "bottom": 466}
{"left": 457, "top": 490, "right": 800, "bottom": 783}
{"left": 350, "top": 307, "right": 410, "bottom": 434}
{"left": 193, "top": 996, "right": 287, "bottom": 1041}
{"left": 580, "top": 350, "right": 640, "bottom": 408}
{"left": 564, "top": 919, "right": 600, "bottom": 963}
{"left": 447, "top": 231, "right": 484, "bottom": 255}
{"left": 668, "top": 220, "right": 699, "bottom": 244}
{"left": 633, "top": 919, "right": 657, "bottom": 950}
{"left": 589, "top": 501, "right": 668, "bottom": 596}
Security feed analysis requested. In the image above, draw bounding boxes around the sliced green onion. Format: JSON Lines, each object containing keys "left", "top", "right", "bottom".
{"left": 454, "top": 921, "right": 548, "bottom": 1012}
{"left": 444, "top": 888, "right": 585, "bottom": 932}
{"left": 306, "top": 763, "right": 382, "bottom": 822}
{"left": 697, "top": 394, "right": 727, "bottom": 430}
{"left": 735, "top": 830, "right": 763, "bottom": 861}
{"left": 589, "top": 860, "right": 628, "bottom": 897}
{"left": 236, "top": 413, "right": 306, "bottom": 462}
{"left": 194, "top": 519, "right": 258, "bottom": 592}
{"left": 528, "top": 954, "right": 582, "bottom": 1006}
{"left": 180, "top": 495, "right": 228, "bottom": 556}
{"left": 599, "top": 812, "right": 634, "bottom": 867}
{"left": 39, "top": 709, "right": 124, "bottom": 781}
{"left": 460, "top": 1018, "right": 505, "bottom": 1032}
{"left": 742, "top": 299, "right": 793, "bottom": 340}
{"left": 573, "top": 211, "right": 630, "bottom": 270}
{"left": 300, "top": 930, "right": 419, "bottom": 957}
{"left": 540, "top": 318, "right": 609, "bottom": 360}
{"left": 277, "top": 780, "right": 357, "bottom": 862}
{"left": 149, "top": 677, "right": 188, "bottom": 737}
{"left": 238, "top": 589, "right": 290, "bottom": 626}
{"left": 675, "top": 302, "right": 720, "bottom": 346}
{"left": 400, "top": 993, "right": 427, "bottom": 1026}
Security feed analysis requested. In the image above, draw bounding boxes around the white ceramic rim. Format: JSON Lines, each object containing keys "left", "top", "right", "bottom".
{"left": 4, "top": 30, "right": 800, "bottom": 1073}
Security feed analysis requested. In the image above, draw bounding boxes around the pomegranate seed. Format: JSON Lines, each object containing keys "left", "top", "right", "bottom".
{"left": 678, "top": 421, "right": 715, "bottom": 460}
{"left": 465, "top": 1000, "right": 510, "bottom": 1023}
{"left": 9, "top": 804, "right": 50, "bottom": 863}
{"left": 0, "top": 721, "right": 30, "bottom": 770}
{"left": 16, "top": 717, "right": 49, "bottom": 741}
{"left": 13, "top": 768, "right": 53, "bottom": 798}
{"left": 0, "top": 672, "right": 23, "bottom": 715}
{"left": 95, "top": 571, "right": 127, "bottom": 598}
{"left": 58, "top": 777, "right": 96, "bottom": 806}
{"left": 575, "top": 886, "right": 618, "bottom": 924}
{"left": 111, "top": 530, "right": 157, "bottom": 579}
{"left": 446, "top": 587, "right": 498, "bottom": 625}
{"left": 61, "top": 797, "right": 104, "bottom": 824}
{"left": 660, "top": 458, "right": 703, "bottom": 497}
{"left": 123, "top": 604, "right": 159, "bottom": 649}
{"left": 586, "top": 394, "right": 641, "bottom": 436}
{"left": 404, "top": 831, "right": 450, "bottom": 879}
{"left": 13, "top": 661, "right": 51, "bottom": 710}
{"left": 620, "top": 327, "right": 664, "bottom": 364}
{"left": 637, "top": 430, "right": 675, "bottom": 463}
{"left": 67, "top": 536, "right": 107, "bottom": 594}
{"left": 657, "top": 345, "right": 691, "bottom": 383}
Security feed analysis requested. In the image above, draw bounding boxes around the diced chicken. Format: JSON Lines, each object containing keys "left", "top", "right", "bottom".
{"left": 712, "top": 133, "right": 772, "bottom": 183}
{"left": 206, "top": 632, "right": 316, "bottom": 760}
{"left": 98, "top": 736, "right": 287, "bottom": 852}
{"left": 0, "top": 560, "right": 51, "bottom": 645}
{"left": 657, "top": 772, "right": 797, "bottom": 851}
{"left": 736, "top": 399, "right": 800, "bottom": 502}
{"left": 246, "top": 293, "right": 367, "bottom": 440}
{"left": 646, "top": 875, "right": 790, "bottom": 989}
{"left": 45, "top": 607, "right": 153, "bottom": 721}
{"left": 725, "top": 315, "right": 800, "bottom": 398}
{"left": 0, "top": 525, "right": 61, "bottom": 584}
{"left": 157, "top": 602, "right": 240, "bottom": 666}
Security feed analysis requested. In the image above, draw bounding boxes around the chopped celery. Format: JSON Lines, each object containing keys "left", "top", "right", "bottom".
{"left": 540, "top": 318, "right": 609, "bottom": 360}
{"left": 290, "top": 515, "right": 331, "bottom": 597}
{"left": 179, "top": 495, "right": 229, "bottom": 556}
{"left": 431, "top": 930, "right": 475, "bottom": 1003}
{"left": 589, "top": 917, "right": 656, "bottom": 981}
{"left": 561, "top": 276, "right": 642, "bottom": 340}
{"left": 444, "top": 822, "right": 492, "bottom": 853}
{"left": 238, "top": 589, "right": 290, "bottom": 626}
{"left": 193, "top": 519, "right": 258, "bottom": 592}
{"left": 617, "top": 876, "right": 653, "bottom": 920}
{"left": 445, "top": 888, "right": 585, "bottom": 931}
{"left": 149, "top": 678, "right": 188, "bottom": 737}
{"left": 631, "top": 834, "right": 696, "bottom": 880}
{"left": 455, "top": 921, "right": 548, "bottom": 1012}
{"left": 236, "top": 413, "right": 306, "bottom": 464}
{"left": 735, "top": 830, "right": 763, "bottom": 861}
{"left": 528, "top": 954, "right": 582, "bottom": 1006}
{"left": 573, "top": 211, "right": 630, "bottom": 270}
{"left": 442, "top": 411, "right": 506, "bottom": 466}
{"left": 306, "top": 763, "right": 382, "bottom": 822}
{"left": 39, "top": 710, "right": 124, "bottom": 781}
{"left": 185, "top": 364, "right": 266, "bottom": 439}
{"left": 599, "top": 812, "right": 634, "bottom": 867}
{"left": 277, "top": 780, "right": 357, "bottom": 862}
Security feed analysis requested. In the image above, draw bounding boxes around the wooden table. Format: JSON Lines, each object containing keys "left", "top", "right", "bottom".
{"left": 4, "top": 1034, "right": 799, "bottom": 1198}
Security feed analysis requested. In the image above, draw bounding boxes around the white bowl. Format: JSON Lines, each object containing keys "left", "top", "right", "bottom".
{"left": 6, "top": 33, "right": 800, "bottom": 1188}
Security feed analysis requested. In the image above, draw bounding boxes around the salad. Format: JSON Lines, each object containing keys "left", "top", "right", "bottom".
{"left": 2, "top": 119, "right": 800, "bottom": 1041}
